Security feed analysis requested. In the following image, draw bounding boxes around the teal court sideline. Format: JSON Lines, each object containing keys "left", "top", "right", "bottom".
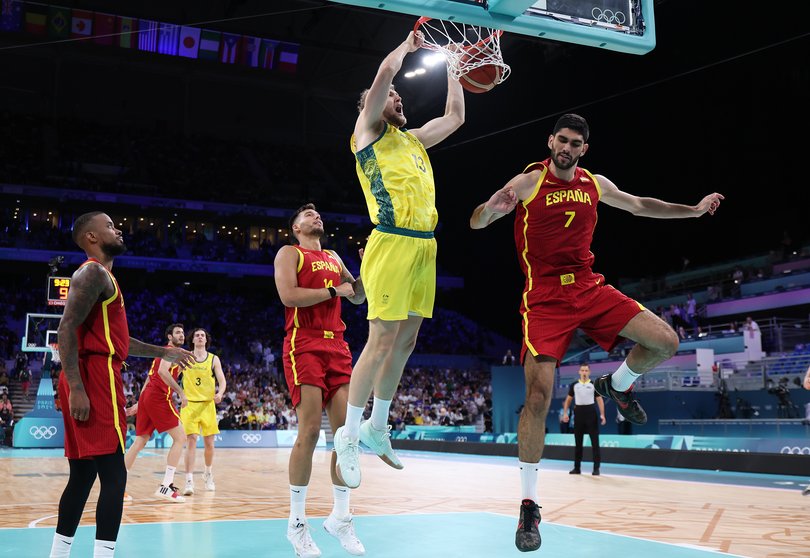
{"left": 1, "top": 512, "right": 746, "bottom": 558}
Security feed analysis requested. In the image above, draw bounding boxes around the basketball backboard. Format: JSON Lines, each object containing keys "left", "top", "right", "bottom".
{"left": 22, "top": 313, "right": 63, "bottom": 354}
{"left": 328, "top": 0, "right": 656, "bottom": 54}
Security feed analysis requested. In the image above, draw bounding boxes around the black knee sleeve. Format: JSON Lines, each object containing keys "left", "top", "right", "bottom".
{"left": 56, "top": 458, "right": 98, "bottom": 537}
{"left": 94, "top": 451, "right": 127, "bottom": 541}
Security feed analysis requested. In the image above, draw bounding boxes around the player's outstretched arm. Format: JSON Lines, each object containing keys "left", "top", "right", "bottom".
{"left": 355, "top": 31, "right": 423, "bottom": 147}
{"left": 410, "top": 73, "right": 465, "bottom": 149}
{"left": 803, "top": 365, "right": 810, "bottom": 391}
{"left": 597, "top": 174, "right": 724, "bottom": 218}
{"left": 470, "top": 178, "right": 523, "bottom": 229}
{"left": 128, "top": 339, "right": 195, "bottom": 369}
{"left": 57, "top": 263, "right": 112, "bottom": 421}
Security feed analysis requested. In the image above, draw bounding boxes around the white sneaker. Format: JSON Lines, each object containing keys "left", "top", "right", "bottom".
{"left": 333, "top": 426, "right": 361, "bottom": 489}
{"left": 359, "top": 420, "right": 403, "bottom": 469}
{"left": 324, "top": 514, "right": 365, "bottom": 556}
{"left": 203, "top": 472, "right": 216, "bottom": 491}
{"left": 154, "top": 483, "right": 186, "bottom": 503}
{"left": 287, "top": 521, "right": 322, "bottom": 558}
{"left": 183, "top": 480, "right": 194, "bottom": 496}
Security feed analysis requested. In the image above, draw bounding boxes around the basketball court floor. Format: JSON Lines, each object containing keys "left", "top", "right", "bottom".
{"left": 1, "top": 447, "right": 808, "bottom": 557}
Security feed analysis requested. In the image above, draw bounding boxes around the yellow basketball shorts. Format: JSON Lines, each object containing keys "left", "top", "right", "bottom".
{"left": 181, "top": 400, "right": 219, "bottom": 437}
{"left": 361, "top": 227, "right": 437, "bottom": 321}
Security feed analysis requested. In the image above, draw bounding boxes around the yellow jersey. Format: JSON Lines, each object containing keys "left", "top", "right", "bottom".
{"left": 351, "top": 123, "right": 437, "bottom": 232}
{"left": 182, "top": 352, "right": 216, "bottom": 402}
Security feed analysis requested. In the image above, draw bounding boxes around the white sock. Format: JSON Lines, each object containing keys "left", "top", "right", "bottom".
{"left": 185, "top": 472, "right": 193, "bottom": 483}
{"left": 332, "top": 484, "right": 350, "bottom": 519}
{"left": 161, "top": 465, "right": 176, "bottom": 487}
{"left": 611, "top": 361, "right": 642, "bottom": 392}
{"left": 519, "top": 461, "right": 539, "bottom": 501}
{"left": 93, "top": 539, "right": 116, "bottom": 557}
{"left": 50, "top": 533, "right": 74, "bottom": 558}
{"left": 344, "top": 404, "right": 364, "bottom": 439}
{"left": 204, "top": 465, "right": 213, "bottom": 475}
{"left": 289, "top": 484, "right": 308, "bottom": 525}
{"left": 370, "top": 397, "right": 392, "bottom": 430}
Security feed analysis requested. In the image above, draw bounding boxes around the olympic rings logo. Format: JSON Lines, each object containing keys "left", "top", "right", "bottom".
{"left": 780, "top": 446, "right": 810, "bottom": 455}
{"left": 602, "top": 440, "right": 620, "bottom": 448}
{"left": 591, "top": 8, "right": 626, "bottom": 25}
{"left": 241, "top": 433, "right": 262, "bottom": 444}
{"left": 30, "top": 426, "right": 58, "bottom": 439}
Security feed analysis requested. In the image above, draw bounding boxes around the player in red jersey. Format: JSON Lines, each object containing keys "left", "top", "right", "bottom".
{"left": 123, "top": 323, "right": 189, "bottom": 503}
{"left": 470, "top": 114, "right": 724, "bottom": 552}
{"left": 51, "top": 212, "right": 194, "bottom": 558}
{"left": 274, "top": 203, "right": 367, "bottom": 557}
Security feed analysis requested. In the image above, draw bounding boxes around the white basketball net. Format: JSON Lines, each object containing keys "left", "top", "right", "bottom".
{"left": 416, "top": 17, "right": 510, "bottom": 83}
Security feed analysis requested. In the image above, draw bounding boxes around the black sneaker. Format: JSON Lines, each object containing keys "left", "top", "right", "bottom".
{"left": 569, "top": 468, "right": 581, "bottom": 475}
{"left": 515, "top": 499, "right": 541, "bottom": 552}
{"left": 593, "top": 373, "right": 647, "bottom": 425}
{"left": 592, "top": 468, "right": 600, "bottom": 476}
{"left": 803, "top": 486, "right": 810, "bottom": 496}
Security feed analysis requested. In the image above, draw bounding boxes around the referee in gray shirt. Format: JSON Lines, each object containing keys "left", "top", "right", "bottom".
{"left": 562, "top": 364, "right": 606, "bottom": 475}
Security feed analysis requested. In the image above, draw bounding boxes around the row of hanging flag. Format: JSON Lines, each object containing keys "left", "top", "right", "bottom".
{"left": 0, "top": 1, "right": 299, "bottom": 72}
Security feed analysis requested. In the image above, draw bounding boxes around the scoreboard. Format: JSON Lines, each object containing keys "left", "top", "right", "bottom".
{"left": 47, "top": 277, "right": 71, "bottom": 306}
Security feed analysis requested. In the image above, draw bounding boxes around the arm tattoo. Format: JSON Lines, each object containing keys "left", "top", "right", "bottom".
{"left": 56, "top": 264, "right": 110, "bottom": 390}
{"left": 128, "top": 338, "right": 165, "bottom": 358}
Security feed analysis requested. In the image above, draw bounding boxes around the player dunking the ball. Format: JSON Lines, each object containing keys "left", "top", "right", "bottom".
{"left": 275, "top": 203, "right": 367, "bottom": 557}
{"left": 334, "top": 28, "right": 465, "bottom": 488}
{"left": 470, "top": 114, "right": 723, "bottom": 552}
{"left": 51, "top": 212, "right": 194, "bottom": 558}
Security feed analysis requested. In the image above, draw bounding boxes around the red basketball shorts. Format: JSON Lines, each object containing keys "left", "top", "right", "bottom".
{"left": 58, "top": 355, "right": 127, "bottom": 459}
{"left": 135, "top": 386, "right": 182, "bottom": 436}
{"left": 283, "top": 331, "right": 352, "bottom": 409}
{"left": 520, "top": 272, "right": 644, "bottom": 364}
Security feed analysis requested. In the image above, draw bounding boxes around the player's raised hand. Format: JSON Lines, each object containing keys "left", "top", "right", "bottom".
{"left": 162, "top": 347, "right": 196, "bottom": 370}
{"left": 486, "top": 184, "right": 518, "bottom": 214}
{"left": 696, "top": 192, "right": 724, "bottom": 216}
{"left": 406, "top": 30, "right": 424, "bottom": 52}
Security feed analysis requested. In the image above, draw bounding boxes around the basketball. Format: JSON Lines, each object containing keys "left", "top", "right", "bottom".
{"left": 459, "top": 47, "right": 502, "bottom": 94}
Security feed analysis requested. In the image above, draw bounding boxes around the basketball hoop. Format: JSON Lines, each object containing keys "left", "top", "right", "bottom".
{"left": 49, "top": 343, "right": 61, "bottom": 365}
{"left": 415, "top": 17, "right": 510, "bottom": 84}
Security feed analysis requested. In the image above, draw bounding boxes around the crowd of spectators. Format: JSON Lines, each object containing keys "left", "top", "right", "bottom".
{"left": 0, "top": 112, "right": 362, "bottom": 213}
{"left": 389, "top": 367, "right": 492, "bottom": 432}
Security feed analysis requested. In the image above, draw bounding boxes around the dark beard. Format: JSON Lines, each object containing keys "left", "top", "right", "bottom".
{"left": 101, "top": 241, "right": 128, "bottom": 257}
{"left": 551, "top": 150, "right": 578, "bottom": 170}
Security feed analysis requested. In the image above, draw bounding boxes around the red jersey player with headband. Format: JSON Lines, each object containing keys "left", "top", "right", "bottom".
{"left": 470, "top": 113, "right": 724, "bottom": 553}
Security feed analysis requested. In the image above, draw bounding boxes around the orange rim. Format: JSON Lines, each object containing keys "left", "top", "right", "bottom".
{"left": 414, "top": 16, "right": 502, "bottom": 50}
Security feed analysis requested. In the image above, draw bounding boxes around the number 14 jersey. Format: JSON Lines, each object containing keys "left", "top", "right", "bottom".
{"left": 284, "top": 247, "right": 346, "bottom": 335}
